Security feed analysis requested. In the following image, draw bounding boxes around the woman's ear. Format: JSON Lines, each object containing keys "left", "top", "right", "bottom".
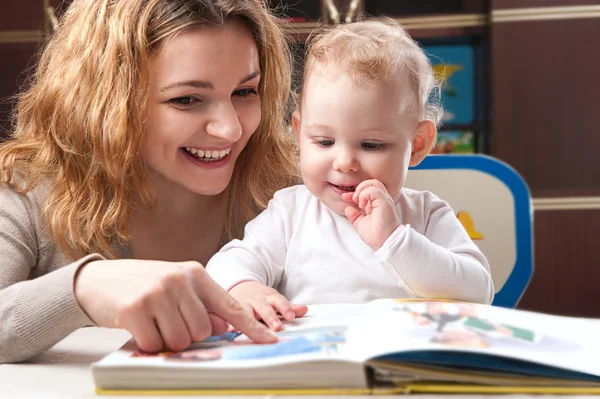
{"left": 291, "top": 111, "right": 301, "bottom": 142}
{"left": 409, "top": 120, "right": 437, "bottom": 167}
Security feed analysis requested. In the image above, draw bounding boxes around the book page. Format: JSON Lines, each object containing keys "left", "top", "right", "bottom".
{"left": 92, "top": 304, "right": 379, "bottom": 390}
{"left": 95, "top": 325, "right": 362, "bottom": 370}
{"left": 95, "top": 302, "right": 391, "bottom": 371}
{"left": 359, "top": 299, "right": 600, "bottom": 378}
{"left": 94, "top": 299, "right": 600, "bottom": 379}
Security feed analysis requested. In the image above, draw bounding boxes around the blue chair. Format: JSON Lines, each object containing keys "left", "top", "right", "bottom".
{"left": 406, "top": 154, "right": 533, "bottom": 308}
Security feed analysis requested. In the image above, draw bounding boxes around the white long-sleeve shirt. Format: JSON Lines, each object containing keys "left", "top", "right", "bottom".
{"left": 206, "top": 185, "right": 494, "bottom": 305}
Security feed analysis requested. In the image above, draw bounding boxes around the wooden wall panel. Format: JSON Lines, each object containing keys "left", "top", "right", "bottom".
{"left": 0, "top": 0, "right": 43, "bottom": 138}
{"left": 491, "top": 2, "right": 600, "bottom": 319}
{"left": 490, "top": 18, "right": 600, "bottom": 197}
{"left": 362, "top": 0, "right": 488, "bottom": 16}
{"left": 493, "top": 0, "right": 600, "bottom": 9}
{"left": 517, "top": 210, "right": 600, "bottom": 317}
{"left": 407, "top": 26, "right": 487, "bottom": 40}
{"left": 462, "top": 0, "right": 489, "bottom": 13}
{"left": 0, "top": 43, "right": 40, "bottom": 138}
{"left": 0, "top": 0, "right": 44, "bottom": 31}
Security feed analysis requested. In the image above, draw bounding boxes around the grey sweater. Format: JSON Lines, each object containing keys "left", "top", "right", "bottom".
{"left": 0, "top": 182, "right": 128, "bottom": 363}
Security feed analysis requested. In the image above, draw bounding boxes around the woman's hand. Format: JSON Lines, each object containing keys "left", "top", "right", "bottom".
{"left": 229, "top": 281, "right": 308, "bottom": 331}
{"left": 74, "top": 259, "right": 277, "bottom": 353}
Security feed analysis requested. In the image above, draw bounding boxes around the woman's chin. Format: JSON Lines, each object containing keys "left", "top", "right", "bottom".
{"left": 191, "top": 184, "right": 229, "bottom": 196}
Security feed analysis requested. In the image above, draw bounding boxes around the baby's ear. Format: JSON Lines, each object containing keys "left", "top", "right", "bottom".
{"left": 409, "top": 120, "right": 436, "bottom": 167}
{"left": 291, "top": 111, "right": 301, "bottom": 142}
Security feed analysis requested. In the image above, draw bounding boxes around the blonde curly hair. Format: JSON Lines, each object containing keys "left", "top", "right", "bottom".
{"left": 0, "top": 0, "right": 299, "bottom": 259}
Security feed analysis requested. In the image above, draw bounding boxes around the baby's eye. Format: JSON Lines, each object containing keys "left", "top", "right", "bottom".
{"left": 316, "top": 139, "right": 334, "bottom": 147}
{"left": 168, "top": 96, "right": 199, "bottom": 108}
{"left": 362, "top": 142, "right": 386, "bottom": 150}
{"left": 234, "top": 88, "right": 258, "bottom": 99}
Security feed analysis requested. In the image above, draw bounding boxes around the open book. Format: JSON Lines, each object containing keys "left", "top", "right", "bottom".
{"left": 93, "top": 299, "right": 600, "bottom": 395}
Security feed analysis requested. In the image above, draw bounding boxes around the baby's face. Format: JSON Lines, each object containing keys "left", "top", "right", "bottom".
{"left": 294, "top": 68, "right": 417, "bottom": 216}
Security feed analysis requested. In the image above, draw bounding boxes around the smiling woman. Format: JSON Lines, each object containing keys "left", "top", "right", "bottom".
{"left": 145, "top": 21, "right": 262, "bottom": 198}
{"left": 0, "top": 0, "right": 300, "bottom": 364}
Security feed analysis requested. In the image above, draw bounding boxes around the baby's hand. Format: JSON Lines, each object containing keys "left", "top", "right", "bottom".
{"left": 228, "top": 281, "right": 308, "bottom": 331}
{"left": 341, "top": 179, "right": 401, "bottom": 250}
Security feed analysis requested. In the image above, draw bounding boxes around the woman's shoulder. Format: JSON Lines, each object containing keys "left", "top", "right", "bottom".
{"left": 0, "top": 176, "right": 52, "bottom": 245}
{"left": 0, "top": 175, "right": 49, "bottom": 216}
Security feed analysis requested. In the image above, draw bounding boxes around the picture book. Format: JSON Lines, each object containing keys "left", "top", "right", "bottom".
{"left": 92, "top": 299, "right": 600, "bottom": 395}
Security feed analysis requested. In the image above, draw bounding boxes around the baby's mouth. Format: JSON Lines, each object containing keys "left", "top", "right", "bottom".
{"left": 330, "top": 183, "right": 356, "bottom": 192}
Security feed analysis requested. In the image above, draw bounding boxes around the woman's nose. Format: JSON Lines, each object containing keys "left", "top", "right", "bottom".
{"left": 205, "top": 102, "right": 242, "bottom": 142}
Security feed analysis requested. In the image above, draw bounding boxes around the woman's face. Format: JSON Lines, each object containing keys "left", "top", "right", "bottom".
{"left": 144, "top": 19, "right": 261, "bottom": 197}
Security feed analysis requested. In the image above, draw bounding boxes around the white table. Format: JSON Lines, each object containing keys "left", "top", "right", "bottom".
{"left": 1, "top": 327, "right": 598, "bottom": 398}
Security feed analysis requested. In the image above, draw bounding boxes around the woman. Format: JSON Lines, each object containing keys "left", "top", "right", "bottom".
{"left": 0, "top": 0, "right": 305, "bottom": 363}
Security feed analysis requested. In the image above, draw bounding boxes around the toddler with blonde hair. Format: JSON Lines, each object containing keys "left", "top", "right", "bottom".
{"left": 207, "top": 18, "right": 494, "bottom": 330}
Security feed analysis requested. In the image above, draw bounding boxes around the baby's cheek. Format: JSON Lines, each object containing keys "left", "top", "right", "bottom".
{"left": 383, "top": 179, "right": 404, "bottom": 202}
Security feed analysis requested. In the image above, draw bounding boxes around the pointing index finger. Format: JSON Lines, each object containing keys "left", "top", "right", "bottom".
{"left": 188, "top": 264, "right": 278, "bottom": 343}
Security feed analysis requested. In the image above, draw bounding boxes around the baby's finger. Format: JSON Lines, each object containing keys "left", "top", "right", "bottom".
{"left": 353, "top": 179, "right": 382, "bottom": 202}
{"left": 365, "top": 200, "right": 373, "bottom": 215}
{"left": 266, "top": 295, "right": 296, "bottom": 321}
{"left": 340, "top": 192, "right": 356, "bottom": 203}
{"left": 252, "top": 300, "right": 283, "bottom": 331}
{"left": 345, "top": 206, "right": 363, "bottom": 225}
{"left": 358, "top": 186, "right": 375, "bottom": 210}
{"left": 291, "top": 303, "right": 309, "bottom": 318}
{"left": 358, "top": 186, "right": 385, "bottom": 210}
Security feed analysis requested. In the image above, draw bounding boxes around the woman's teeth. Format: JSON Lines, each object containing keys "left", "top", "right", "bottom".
{"left": 184, "top": 147, "right": 231, "bottom": 161}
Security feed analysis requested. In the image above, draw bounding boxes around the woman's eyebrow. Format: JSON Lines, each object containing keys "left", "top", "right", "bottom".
{"left": 160, "top": 80, "right": 213, "bottom": 92}
{"left": 239, "top": 71, "right": 261, "bottom": 85}
{"left": 160, "top": 71, "right": 261, "bottom": 92}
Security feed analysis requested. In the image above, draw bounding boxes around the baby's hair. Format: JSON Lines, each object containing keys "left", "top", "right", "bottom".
{"left": 303, "top": 17, "right": 443, "bottom": 126}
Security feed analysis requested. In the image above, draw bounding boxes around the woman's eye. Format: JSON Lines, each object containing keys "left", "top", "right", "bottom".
{"left": 362, "top": 142, "right": 386, "bottom": 150}
{"left": 316, "top": 139, "right": 334, "bottom": 147}
{"left": 234, "top": 88, "right": 258, "bottom": 99}
{"left": 168, "top": 96, "right": 198, "bottom": 108}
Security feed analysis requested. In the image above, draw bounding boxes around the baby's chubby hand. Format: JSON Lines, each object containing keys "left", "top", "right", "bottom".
{"left": 341, "top": 179, "right": 401, "bottom": 251}
{"left": 228, "top": 281, "right": 308, "bottom": 331}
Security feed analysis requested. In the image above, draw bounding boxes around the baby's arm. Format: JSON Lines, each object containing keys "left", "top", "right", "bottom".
{"left": 206, "top": 200, "right": 288, "bottom": 290}
{"left": 377, "top": 193, "right": 494, "bottom": 304}
{"left": 206, "top": 191, "right": 307, "bottom": 329}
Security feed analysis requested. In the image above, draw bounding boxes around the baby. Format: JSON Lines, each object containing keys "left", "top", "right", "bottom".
{"left": 207, "top": 18, "right": 494, "bottom": 330}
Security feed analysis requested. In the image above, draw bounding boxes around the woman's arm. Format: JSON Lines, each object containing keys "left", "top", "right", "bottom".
{"left": 0, "top": 186, "right": 99, "bottom": 363}
{"left": 0, "top": 185, "right": 279, "bottom": 364}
